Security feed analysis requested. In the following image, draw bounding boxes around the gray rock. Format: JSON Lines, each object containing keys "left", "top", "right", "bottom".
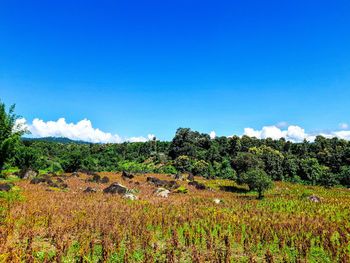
{"left": 213, "top": 198, "right": 221, "bottom": 204}
{"left": 173, "top": 174, "right": 186, "bottom": 180}
{"left": 0, "top": 183, "right": 11, "bottom": 192}
{"left": 123, "top": 193, "right": 137, "bottom": 200}
{"left": 103, "top": 182, "right": 127, "bottom": 195}
{"left": 307, "top": 194, "right": 322, "bottom": 203}
{"left": 83, "top": 187, "right": 98, "bottom": 193}
{"left": 153, "top": 188, "right": 170, "bottom": 198}
{"left": 16, "top": 168, "right": 38, "bottom": 180}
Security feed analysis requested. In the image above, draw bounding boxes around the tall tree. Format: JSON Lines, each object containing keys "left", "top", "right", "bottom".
{"left": 0, "top": 100, "right": 27, "bottom": 169}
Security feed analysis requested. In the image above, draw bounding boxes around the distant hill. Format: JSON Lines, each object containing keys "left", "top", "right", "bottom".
{"left": 21, "top": 137, "right": 90, "bottom": 144}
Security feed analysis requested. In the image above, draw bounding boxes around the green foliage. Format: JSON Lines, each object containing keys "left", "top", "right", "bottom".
{"left": 249, "top": 145, "right": 284, "bottom": 180}
{"left": 14, "top": 145, "right": 40, "bottom": 169}
{"left": 0, "top": 100, "right": 27, "bottom": 169}
{"left": 61, "top": 151, "right": 83, "bottom": 172}
{"left": 232, "top": 152, "right": 264, "bottom": 175}
{"left": 174, "top": 155, "right": 191, "bottom": 173}
{"left": 239, "top": 170, "right": 273, "bottom": 199}
{"left": 300, "top": 158, "right": 323, "bottom": 185}
{"left": 192, "top": 159, "right": 209, "bottom": 178}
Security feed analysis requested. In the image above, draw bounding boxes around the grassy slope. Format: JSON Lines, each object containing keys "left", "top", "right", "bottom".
{"left": 0, "top": 173, "right": 349, "bottom": 262}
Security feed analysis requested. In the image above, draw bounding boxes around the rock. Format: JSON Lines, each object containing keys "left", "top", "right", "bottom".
{"left": 0, "top": 183, "right": 11, "bottom": 192}
{"left": 122, "top": 171, "right": 134, "bottom": 180}
{"left": 60, "top": 183, "right": 68, "bottom": 189}
{"left": 77, "top": 168, "right": 95, "bottom": 175}
{"left": 187, "top": 173, "right": 194, "bottom": 181}
{"left": 101, "top": 176, "right": 110, "bottom": 184}
{"left": 56, "top": 178, "right": 64, "bottom": 183}
{"left": 154, "top": 188, "right": 170, "bottom": 198}
{"left": 173, "top": 174, "right": 186, "bottom": 180}
{"left": 307, "top": 194, "right": 322, "bottom": 203}
{"left": 123, "top": 193, "right": 136, "bottom": 200}
{"left": 188, "top": 181, "right": 206, "bottom": 190}
{"left": 213, "top": 198, "right": 221, "bottom": 204}
{"left": 16, "top": 168, "right": 38, "bottom": 180}
{"left": 83, "top": 187, "right": 98, "bottom": 193}
{"left": 92, "top": 174, "right": 101, "bottom": 182}
{"left": 103, "top": 183, "right": 127, "bottom": 195}
{"left": 30, "top": 177, "right": 53, "bottom": 185}
{"left": 70, "top": 173, "right": 80, "bottom": 178}
{"left": 128, "top": 189, "right": 139, "bottom": 194}
{"left": 47, "top": 171, "right": 57, "bottom": 176}
{"left": 147, "top": 177, "right": 179, "bottom": 189}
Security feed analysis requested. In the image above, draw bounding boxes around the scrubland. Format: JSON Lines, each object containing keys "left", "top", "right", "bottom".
{"left": 0, "top": 172, "right": 349, "bottom": 263}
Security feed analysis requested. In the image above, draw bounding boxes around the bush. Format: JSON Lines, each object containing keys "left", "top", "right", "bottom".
{"left": 239, "top": 170, "right": 273, "bottom": 199}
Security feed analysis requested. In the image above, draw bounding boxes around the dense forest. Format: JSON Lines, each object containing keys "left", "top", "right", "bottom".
{"left": 3, "top": 128, "right": 350, "bottom": 188}
{"left": 1, "top": 100, "right": 349, "bottom": 188}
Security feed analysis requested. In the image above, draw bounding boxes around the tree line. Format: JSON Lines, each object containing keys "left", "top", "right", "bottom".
{"left": 1, "top": 100, "right": 350, "bottom": 188}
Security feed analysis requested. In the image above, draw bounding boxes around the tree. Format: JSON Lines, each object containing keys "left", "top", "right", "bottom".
{"left": 300, "top": 158, "right": 323, "bottom": 185}
{"left": 232, "top": 152, "right": 264, "bottom": 175}
{"left": 192, "top": 159, "right": 209, "bottom": 178}
{"left": 249, "top": 145, "right": 284, "bottom": 180}
{"left": 339, "top": 166, "right": 350, "bottom": 187}
{"left": 239, "top": 170, "right": 273, "bottom": 199}
{"left": 14, "top": 146, "right": 40, "bottom": 169}
{"left": 61, "top": 151, "right": 83, "bottom": 172}
{"left": 0, "top": 100, "right": 27, "bottom": 170}
{"left": 173, "top": 155, "right": 191, "bottom": 173}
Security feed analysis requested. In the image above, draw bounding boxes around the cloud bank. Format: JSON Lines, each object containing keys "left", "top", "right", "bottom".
{"left": 16, "top": 118, "right": 155, "bottom": 143}
{"left": 243, "top": 124, "right": 350, "bottom": 142}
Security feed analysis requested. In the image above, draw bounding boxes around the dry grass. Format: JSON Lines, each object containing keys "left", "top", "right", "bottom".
{"left": 0, "top": 172, "right": 349, "bottom": 262}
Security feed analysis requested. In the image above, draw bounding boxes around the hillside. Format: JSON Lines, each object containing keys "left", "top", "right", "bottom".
{"left": 21, "top": 136, "right": 90, "bottom": 144}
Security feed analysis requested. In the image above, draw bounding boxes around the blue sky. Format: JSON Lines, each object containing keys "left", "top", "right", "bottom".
{"left": 1, "top": 0, "right": 350, "bottom": 142}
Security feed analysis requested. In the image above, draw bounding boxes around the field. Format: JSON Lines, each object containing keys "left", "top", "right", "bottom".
{"left": 0, "top": 172, "right": 349, "bottom": 263}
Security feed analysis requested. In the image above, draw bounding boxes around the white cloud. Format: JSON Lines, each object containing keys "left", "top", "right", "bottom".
{"left": 209, "top": 131, "right": 216, "bottom": 139}
{"left": 242, "top": 125, "right": 346, "bottom": 142}
{"left": 17, "top": 118, "right": 155, "bottom": 143}
{"left": 339, "top": 123, "right": 349, "bottom": 129}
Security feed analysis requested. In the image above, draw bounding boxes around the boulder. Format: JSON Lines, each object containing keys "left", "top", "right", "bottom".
{"left": 101, "top": 176, "right": 110, "bottom": 184}
{"left": 83, "top": 187, "right": 98, "bottom": 193}
{"left": 213, "top": 198, "right": 221, "bottom": 204}
{"left": 77, "top": 168, "right": 95, "bottom": 175}
{"left": 187, "top": 173, "right": 194, "bottom": 181}
{"left": 188, "top": 181, "right": 206, "bottom": 190}
{"left": 16, "top": 168, "right": 38, "bottom": 180}
{"left": 173, "top": 174, "right": 186, "bottom": 180}
{"left": 56, "top": 178, "right": 64, "bottom": 183}
{"left": 30, "top": 177, "right": 53, "bottom": 185}
{"left": 122, "top": 171, "right": 134, "bottom": 180}
{"left": 103, "top": 183, "right": 127, "bottom": 195}
{"left": 307, "top": 194, "right": 322, "bottom": 203}
{"left": 154, "top": 188, "right": 170, "bottom": 198}
{"left": 123, "top": 193, "right": 136, "bottom": 200}
{"left": 147, "top": 177, "right": 179, "bottom": 189}
{"left": 0, "top": 183, "right": 11, "bottom": 192}
{"left": 60, "top": 183, "right": 68, "bottom": 189}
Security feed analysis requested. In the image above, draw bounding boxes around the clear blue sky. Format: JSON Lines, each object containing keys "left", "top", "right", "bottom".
{"left": 1, "top": 0, "right": 350, "bottom": 141}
